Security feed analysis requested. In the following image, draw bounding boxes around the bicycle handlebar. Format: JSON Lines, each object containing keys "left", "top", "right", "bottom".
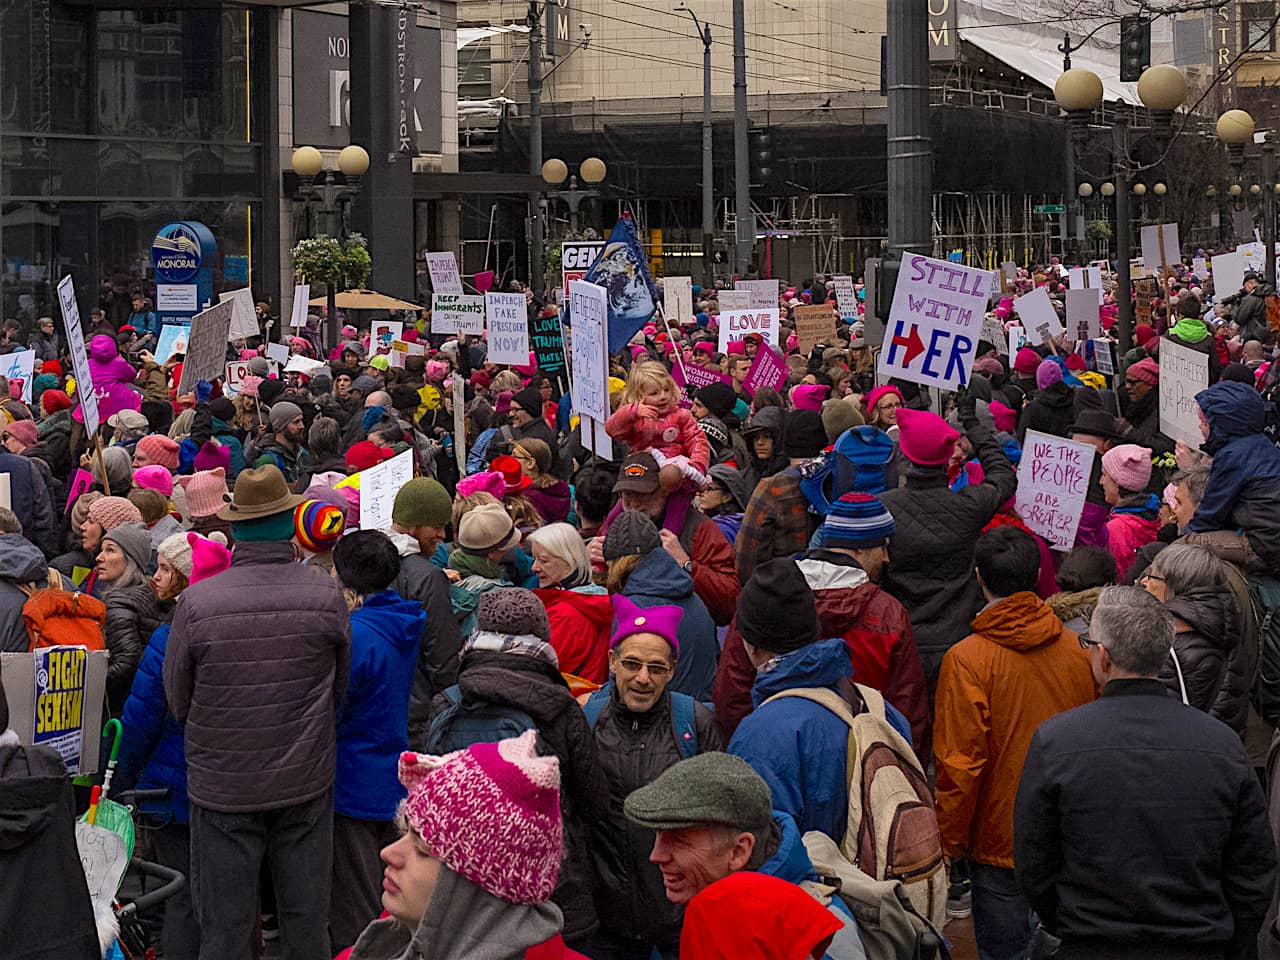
{"left": 116, "top": 858, "right": 185, "bottom": 917}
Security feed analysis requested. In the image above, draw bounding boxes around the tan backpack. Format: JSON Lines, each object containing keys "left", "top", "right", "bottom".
{"left": 764, "top": 684, "right": 948, "bottom": 937}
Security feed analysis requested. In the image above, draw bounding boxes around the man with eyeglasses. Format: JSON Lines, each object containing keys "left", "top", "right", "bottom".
{"left": 1015, "top": 586, "right": 1275, "bottom": 960}
{"left": 580, "top": 594, "right": 721, "bottom": 960}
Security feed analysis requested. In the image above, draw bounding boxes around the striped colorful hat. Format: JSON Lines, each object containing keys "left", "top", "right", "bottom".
{"left": 820, "top": 492, "right": 895, "bottom": 550}
{"left": 294, "top": 498, "right": 346, "bottom": 553}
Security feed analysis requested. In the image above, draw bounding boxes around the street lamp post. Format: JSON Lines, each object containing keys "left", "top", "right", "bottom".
{"left": 1217, "top": 109, "right": 1277, "bottom": 290}
{"left": 290, "top": 144, "right": 370, "bottom": 350}
{"left": 1054, "top": 64, "right": 1186, "bottom": 353}
{"left": 543, "top": 157, "right": 607, "bottom": 239}
{"left": 678, "top": 5, "right": 714, "bottom": 287}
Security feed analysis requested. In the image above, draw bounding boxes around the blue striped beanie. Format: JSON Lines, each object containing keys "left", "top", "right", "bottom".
{"left": 820, "top": 493, "right": 895, "bottom": 550}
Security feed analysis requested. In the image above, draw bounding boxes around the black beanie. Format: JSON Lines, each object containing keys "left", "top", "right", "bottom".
{"left": 736, "top": 558, "right": 820, "bottom": 655}
{"left": 783, "top": 410, "right": 827, "bottom": 459}
{"left": 695, "top": 382, "right": 737, "bottom": 421}
{"left": 512, "top": 386, "right": 543, "bottom": 418}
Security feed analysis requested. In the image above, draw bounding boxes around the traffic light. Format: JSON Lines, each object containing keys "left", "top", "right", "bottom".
{"left": 750, "top": 129, "right": 773, "bottom": 189}
{"left": 1120, "top": 16, "right": 1150, "bottom": 82}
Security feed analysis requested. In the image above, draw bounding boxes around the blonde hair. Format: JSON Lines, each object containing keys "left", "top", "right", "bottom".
{"left": 491, "top": 370, "right": 523, "bottom": 394}
{"left": 504, "top": 493, "right": 543, "bottom": 533}
{"left": 621, "top": 362, "right": 679, "bottom": 408}
{"left": 606, "top": 554, "right": 642, "bottom": 594}
{"left": 451, "top": 490, "right": 500, "bottom": 533}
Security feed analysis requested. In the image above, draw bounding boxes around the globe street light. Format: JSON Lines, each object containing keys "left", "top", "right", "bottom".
{"left": 542, "top": 157, "right": 607, "bottom": 237}
{"left": 1218, "top": 108, "right": 1274, "bottom": 287}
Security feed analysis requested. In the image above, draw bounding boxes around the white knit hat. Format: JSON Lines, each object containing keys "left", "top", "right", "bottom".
{"left": 156, "top": 531, "right": 194, "bottom": 579}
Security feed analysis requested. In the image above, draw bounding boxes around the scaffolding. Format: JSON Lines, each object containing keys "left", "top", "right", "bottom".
{"left": 931, "top": 193, "right": 1059, "bottom": 269}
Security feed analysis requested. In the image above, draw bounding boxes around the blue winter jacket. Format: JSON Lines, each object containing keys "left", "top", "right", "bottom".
{"left": 335, "top": 591, "right": 426, "bottom": 821}
{"left": 1187, "top": 381, "right": 1280, "bottom": 565}
{"left": 761, "top": 810, "right": 867, "bottom": 960}
{"left": 620, "top": 548, "right": 718, "bottom": 701}
{"left": 728, "top": 637, "right": 911, "bottom": 843}
{"left": 114, "top": 625, "right": 190, "bottom": 824}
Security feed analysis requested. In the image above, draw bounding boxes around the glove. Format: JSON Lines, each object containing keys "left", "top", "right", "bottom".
{"left": 196, "top": 380, "right": 213, "bottom": 404}
{"left": 956, "top": 394, "right": 978, "bottom": 427}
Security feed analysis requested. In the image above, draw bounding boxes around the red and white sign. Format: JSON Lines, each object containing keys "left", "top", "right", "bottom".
{"left": 561, "top": 242, "right": 604, "bottom": 302}
{"left": 718, "top": 309, "right": 779, "bottom": 352}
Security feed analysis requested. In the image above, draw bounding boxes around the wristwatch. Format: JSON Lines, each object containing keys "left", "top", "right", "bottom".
{"left": 681, "top": 559, "right": 694, "bottom": 573}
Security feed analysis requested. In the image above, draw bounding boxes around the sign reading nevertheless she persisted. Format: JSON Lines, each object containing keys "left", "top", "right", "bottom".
{"left": 1014, "top": 430, "right": 1097, "bottom": 550}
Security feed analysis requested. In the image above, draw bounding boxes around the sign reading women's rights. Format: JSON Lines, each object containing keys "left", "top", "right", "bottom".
{"left": 569, "top": 280, "right": 610, "bottom": 426}
{"left": 1159, "top": 338, "right": 1209, "bottom": 449}
{"left": 877, "top": 254, "right": 991, "bottom": 391}
{"left": 672, "top": 360, "right": 731, "bottom": 401}
{"left": 485, "top": 293, "right": 530, "bottom": 365}
{"left": 1014, "top": 431, "right": 1097, "bottom": 550}
{"left": 717, "top": 309, "right": 779, "bottom": 353}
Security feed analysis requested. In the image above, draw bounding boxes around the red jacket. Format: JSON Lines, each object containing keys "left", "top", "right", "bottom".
{"left": 534, "top": 587, "right": 614, "bottom": 684}
{"left": 714, "top": 550, "right": 930, "bottom": 755}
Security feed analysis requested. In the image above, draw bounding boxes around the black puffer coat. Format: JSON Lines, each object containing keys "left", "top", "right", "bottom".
{"left": 104, "top": 583, "right": 169, "bottom": 711}
{"left": 1016, "top": 381, "right": 1075, "bottom": 443}
{"left": 441, "top": 651, "right": 609, "bottom": 944}
{"left": 587, "top": 684, "right": 721, "bottom": 948}
{"left": 1159, "top": 587, "right": 1244, "bottom": 733}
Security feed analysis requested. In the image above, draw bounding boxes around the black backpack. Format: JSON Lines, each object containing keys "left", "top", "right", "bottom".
{"left": 426, "top": 686, "right": 538, "bottom": 754}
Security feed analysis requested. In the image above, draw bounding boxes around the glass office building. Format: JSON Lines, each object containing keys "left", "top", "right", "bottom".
{"left": 0, "top": 2, "right": 271, "bottom": 329}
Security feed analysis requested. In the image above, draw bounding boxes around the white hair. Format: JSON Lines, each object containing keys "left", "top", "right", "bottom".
{"left": 527, "top": 522, "right": 593, "bottom": 588}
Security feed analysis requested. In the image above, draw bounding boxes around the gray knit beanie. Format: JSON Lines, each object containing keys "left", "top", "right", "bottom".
{"left": 268, "top": 401, "right": 304, "bottom": 435}
{"left": 603, "top": 510, "right": 662, "bottom": 562}
{"left": 476, "top": 588, "right": 551, "bottom": 644}
{"left": 103, "top": 522, "right": 153, "bottom": 574}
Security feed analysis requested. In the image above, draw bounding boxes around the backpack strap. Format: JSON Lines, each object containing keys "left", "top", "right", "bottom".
{"left": 427, "top": 686, "right": 464, "bottom": 747}
{"left": 582, "top": 682, "right": 612, "bottom": 728}
{"left": 669, "top": 692, "right": 698, "bottom": 759}
{"left": 853, "top": 683, "right": 887, "bottom": 722}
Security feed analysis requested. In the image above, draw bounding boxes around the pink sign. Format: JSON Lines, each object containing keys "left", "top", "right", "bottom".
{"left": 744, "top": 344, "right": 788, "bottom": 395}
{"left": 474, "top": 270, "right": 495, "bottom": 294}
{"left": 672, "top": 360, "right": 732, "bottom": 402}
{"left": 65, "top": 468, "right": 94, "bottom": 513}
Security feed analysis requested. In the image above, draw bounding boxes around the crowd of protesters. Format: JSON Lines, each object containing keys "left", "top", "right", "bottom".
{"left": 2, "top": 259, "right": 1280, "bottom": 960}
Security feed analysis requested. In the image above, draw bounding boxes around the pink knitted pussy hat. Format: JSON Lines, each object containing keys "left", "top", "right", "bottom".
{"left": 398, "top": 730, "right": 562, "bottom": 904}
{"left": 177, "top": 468, "right": 229, "bottom": 519}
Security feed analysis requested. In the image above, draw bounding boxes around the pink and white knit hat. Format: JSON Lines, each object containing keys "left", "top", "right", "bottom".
{"left": 398, "top": 730, "right": 562, "bottom": 904}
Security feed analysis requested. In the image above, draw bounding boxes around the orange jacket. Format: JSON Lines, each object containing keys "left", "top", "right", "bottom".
{"left": 933, "top": 591, "right": 1096, "bottom": 868}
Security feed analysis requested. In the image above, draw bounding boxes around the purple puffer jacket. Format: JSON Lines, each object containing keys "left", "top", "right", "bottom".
{"left": 163, "top": 540, "right": 351, "bottom": 813}
{"left": 72, "top": 335, "right": 142, "bottom": 423}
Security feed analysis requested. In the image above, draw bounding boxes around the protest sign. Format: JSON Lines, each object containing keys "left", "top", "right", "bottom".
{"left": 178, "top": 299, "right": 234, "bottom": 394}
{"left": 371, "top": 320, "right": 404, "bottom": 354}
{"left": 56, "top": 275, "right": 99, "bottom": 438}
{"left": 1014, "top": 431, "right": 1096, "bottom": 551}
{"left": 531, "top": 311, "right": 566, "bottom": 379}
{"left": 485, "top": 292, "right": 529, "bottom": 364}
{"left": 219, "top": 288, "right": 259, "bottom": 341}
{"left": 832, "top": 275, "right": 859, "bottom": 321}
{"left": 580, "top": 412, "right": 614, "bottom": 461}
{"left": 425, "top": 251, "right": 464, "bottom": 295}
{"left": 32, "top": 645, "right": 89, "bottom": 773}
{"left": 794, "top": 304, "right": 837, "bottom": 353}
{"left": 290, "top": 283, "right": 311, "bottom": 327}
{"left": 561, "top": 241, "right": 604, "bottom": 301}
{"left": 358, "top": 449, "right": 415, "bottom": 530}
{"left": 265, "top": 341, "right": 290, "bottom": 365}
{"left": 387, "top": 339, "right": 425, "bottom": 369}
{"left": 662, "top": 276, "right": 693, "bottom": 325}
{"left": 737, "top": 279, "right": 779, "bottom": 310}
{"left": 1192, "top": 256, "right": 1209, "bottom": 278}
{"left": 1014, "top": 286, "right": 1064, "bottom": 344}
{"left": 65, "top": 468, "right": 94, "bottom": 513}
{"left": 981, "top": 314, "right": 1007, "bottom": 354}
{"left": 672, "top": 360, "right": 732, "bottom": 401}
{"left": 1008, "top": 325, "right": 1028, "bottom": 358}
{"left": 1064, "top": 288, "right": 1102, "bottom": 343}
{"left": 431, "top": 294, "right": 484, "bottom": 335}
{"left": 76, "top": 821, "right": 129, "bottom": 918}
{"left": 743, "top": 344, "right": 788, "bottom": 394}
{"left": 3, "top": 349, "right": 35, "bottom": 403}
{"left": 1000, "top": 261, "right": 1020, "bottom": 293}
{"left": 283, "top": 354, "right": 328, "bottom": 376}
{"left": 569, "top": 280, "right": 610, "bottom": 425}
{"left": 1067, "top": 266, "right": 1103, "bottom": 290}
{"left": 475, "top": 270, "right": 495, "bottom": 294}
{"left": 1159, "top": 337, "right": 1209, "bottom": 448}
{"left": 718, "top": 289, "right": 751, "bottom": 311}
{"left": 1239, "top": 241, "right": 1267, "bottom": 275}
{"left": 1092, "top": 339, "right": 1115, "bottom": 376}
{"left": 1140, "top": 224, "right": 1180, "bottom": 280}
{"left": 0, "top": 474, "right": 8, "bottom": 510}
{"left": 876, "top": 254, "right": 991, "bottom": 391}
{"left": 225, "top": 360, "right": 253, "bottom": 390}
{"left": 718, "top": 309, "right": 779, "bottom": 353}
{"left": 154, "top": 324, "right": 190, "bottom": 364}
{"left": 1212, "top": 250, "right": 1247, "bottom": 297}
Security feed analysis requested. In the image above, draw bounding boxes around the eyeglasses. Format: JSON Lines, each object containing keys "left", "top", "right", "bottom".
{"left": 1140, "top": 573, "right": 1166, "bottom": 584}
{"left": 1078, "top": 635, "right": 1102, "bottom": 651}
{"left": 616, "top": 657, "right": 673, "bottom": 679}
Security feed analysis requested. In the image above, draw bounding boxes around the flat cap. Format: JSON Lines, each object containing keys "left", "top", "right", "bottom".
{"left": 624, "top": 753, "right": 772, "bottom": 833}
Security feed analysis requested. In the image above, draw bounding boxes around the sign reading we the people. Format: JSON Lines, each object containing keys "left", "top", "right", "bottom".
{"left": 1014, "top": 431, "right": 1096, "bottom": 551}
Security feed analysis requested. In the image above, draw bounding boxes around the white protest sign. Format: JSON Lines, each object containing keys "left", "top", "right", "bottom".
{"left": 1008, "top": 325, "right": 1028, "bottom": 358}
{"left": 1092, "top": 339, "right": 1115, "bottom": 376}
{"left": 358, "top": 448, "right": 414, "bottom": 530}
{"left": 1139, "top": 223, "right": 1180, "bottom": 278}
{"left": 718, "top": 289, "right": 751, "bottom": 311}
{"left": 265, "top": 341, "right": 289, "bottom": 365}
{"left": 1013, "top": 286, "right": 1064, "bottom": 344}
{"left": 1159, "top": 337, "right": 1209, "bottom": 448}
{"left": 662, "top": 276, "right": 693, "bottom": 325}
{"left": 1240, "top": 241, "right": 1267, "bottom": 275}
{"left": 1068, "top": 266, "right": 1103, "bottom": 290}
{"left": 76, "top": 822, "right": 129, "bottom": 916}
{"left": 224, "top": 359, "right": 278, "bottom": 391}
{"left": 1014, "top": 430, "right": 1097, "bottom": 550}
{"left": 283, "top": 354, "right": 328, "bottom": 376}
{"left": 290, "top": 283, "right": 310, "bottom": 327}
{"left": 431, "top": 294, "right": 485, "bottom": 335}
{"left": 876, "top": 254, "right": 991, "bottom": 391}
{"left": 0, "top": 474, "right": 9, "bottom": 510}
{"left": 981, "top": 314, "right": 1008, "bottom": 354}
{"left": 568, "top": 280, "right": 610, "bottom": 425}
{"left": 580, "top": 412, "right": 614, "bottom": 461}
{"left": 485, "top": 292, "right": 530, "bottom": 365}
{"left": 737, "top": 279, "right": 779, "bottom": 310}
{"left": 218, "top": 288, "right": 259, "bottom": 342}
{"left": 370, "top": 320, "right": 403, "bottom": 355}
{"left": 718, "top": 309, "right": 780, "bottom": 353}
{"left": 178, "top": 299, "right": 234, "bottom": 394}
{"left": 425, "top": 252, "right": 464, "bottom": 295}
{"left": 832, "top": 275, "right": 859, "bottom": 321}
{"left": 1213, "top": 250, "right": 1247, "bottom": 297}
{"left": 1064, "top": 288, "right": 1102, "bottom": 343}
{"left": 154, "top": 324, "right": 190, "bottom": 364}
{"left": 1192, "top": 256, "right": 1208, "bottom": 277}
{"left": 3, "top": 350, "right": 36, "bottom": 403}
{"left": 56, "top": 275, "right": 99, "bottom": 438}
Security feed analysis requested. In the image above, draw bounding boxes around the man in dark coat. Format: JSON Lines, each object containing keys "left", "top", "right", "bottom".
{"left": 1231, "top": 271, "right": 1274, "bottom": 346}
{"left": 878, "top": 398, "right": 1016, "bottom": 687}
{"left": 164, "top": 465, "right": 350, "bottom": 960}
{"left": 1015, "top": 586, "right": 1276, "bottom": 960}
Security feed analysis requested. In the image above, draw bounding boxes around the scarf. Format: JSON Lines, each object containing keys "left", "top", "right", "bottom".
{"left": 447, "top": 547, "right": 504, "bottom": 581}
{"left": 463, "top": 630, "right": 559, "bottom": 668}
{"left": 1171, "top": 316, "right": 1210, "bottom": 344}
